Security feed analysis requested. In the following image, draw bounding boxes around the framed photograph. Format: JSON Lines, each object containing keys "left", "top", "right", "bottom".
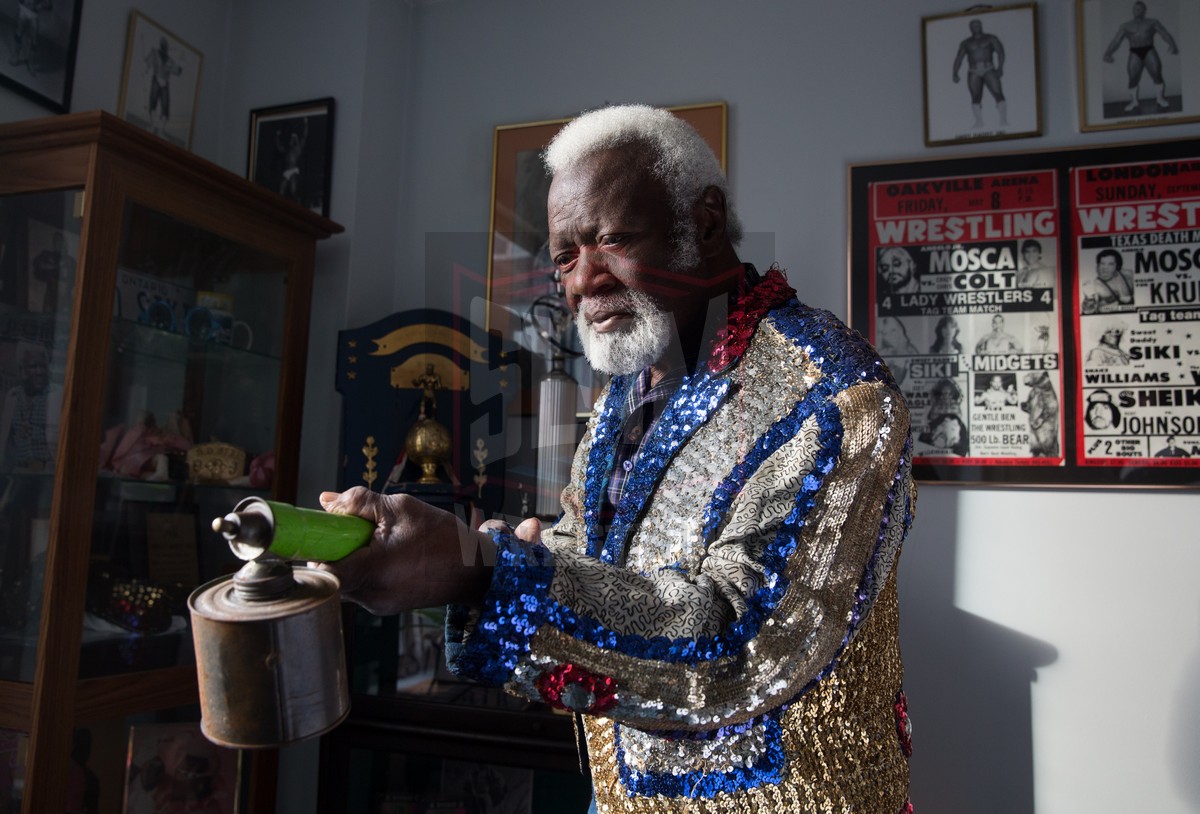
{"left": 0, "top": 0, "right": 82, "bottom": 112}
{"left": 117, "top": 12, "right": 204, "bottom": 150}
{"left": 1076, "top": 0, "right": 1200, "bottom": 131}
{"left": 486, "top": 102, "right": 727, "bottom": 330}
{"left": 848, "top": 136, "right": 1200, "bottom": 488}
{"left": 248, "top": 98, "right": 335, "bottom": 217}
{"left": 922, "top": 3, "right": 1042, "bottom": 147}
{"left": 123, "top": 722, "right": 241, "bottom": 814}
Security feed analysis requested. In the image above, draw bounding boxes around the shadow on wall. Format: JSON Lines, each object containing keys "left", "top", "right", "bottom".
{"left": 900, "top": 486, "right": 1057, "bottom": 814}
{"left": 1171, "top": 602, "right": 1200, "bottom": 808}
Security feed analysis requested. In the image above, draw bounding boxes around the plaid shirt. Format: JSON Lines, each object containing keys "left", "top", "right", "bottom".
{"left": 604, "top": 364, "right": 688, "bottom": 514}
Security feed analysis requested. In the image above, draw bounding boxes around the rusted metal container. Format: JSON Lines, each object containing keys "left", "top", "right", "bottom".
{"left": 189, "top": 559, "right": 350, "bottom": 748}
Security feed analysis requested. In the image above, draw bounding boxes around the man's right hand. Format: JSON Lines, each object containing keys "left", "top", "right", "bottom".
{"left": 314, "top": 487, "right": 496, "bottom": 615}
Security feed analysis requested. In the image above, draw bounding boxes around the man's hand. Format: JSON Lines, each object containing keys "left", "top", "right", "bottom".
{"left": 479, "top": 515, "right": 543, "bottom": 543}
{"left": 315, "top": 487, "right": 496, "bottom": 615}
{"left": 952, "top": 73, "right": 960, "bottom": 83}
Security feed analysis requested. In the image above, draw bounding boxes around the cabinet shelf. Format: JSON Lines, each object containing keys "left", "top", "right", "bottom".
{"left": 111, "top": 317, "right": 283, "bottom": 366}
{"left": 0, "top": 110, "right": 341, "bottom": 814}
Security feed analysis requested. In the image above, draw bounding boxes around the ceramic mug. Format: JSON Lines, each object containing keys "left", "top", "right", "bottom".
{"left": 187, "top": 291, "right": 252, "bottom": 349}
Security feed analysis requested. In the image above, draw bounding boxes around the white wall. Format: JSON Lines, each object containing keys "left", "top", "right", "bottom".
{"left": 4, "top": 1, "right": 1199, "bottom": 812}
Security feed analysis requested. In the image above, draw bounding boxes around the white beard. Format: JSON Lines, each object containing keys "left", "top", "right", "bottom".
{"left": 575, "top": 288, "right": 671, "bottom": 376}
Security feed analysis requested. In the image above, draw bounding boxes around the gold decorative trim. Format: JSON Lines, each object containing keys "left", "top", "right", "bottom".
{"left": 370, "top": 324, "right": 487, "bottom": 362}
{"left": 362, "top": 435, "right": 378, "bottom": 488}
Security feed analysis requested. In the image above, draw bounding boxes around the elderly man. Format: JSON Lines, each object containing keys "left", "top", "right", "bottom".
{"left": 322, "top": 105, "right": 916, "bottom": 812}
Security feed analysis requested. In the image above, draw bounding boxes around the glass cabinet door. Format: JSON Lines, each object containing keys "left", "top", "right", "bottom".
{"left": 0, "top": 188, "right": 81, "bottom": 683}
{"left": 81, "top": 200, "right": 289, "bottom": 680}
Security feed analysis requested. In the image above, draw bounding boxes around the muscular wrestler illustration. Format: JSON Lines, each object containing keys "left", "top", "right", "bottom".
{"left": 1103, "top": 1, "right": 1179, "bottom": 113}
{"left": 144, "top": 37, "right": 183, "bottom": 137}
{"left": 953, "top": 18, "right": 1007, "bottom": 129}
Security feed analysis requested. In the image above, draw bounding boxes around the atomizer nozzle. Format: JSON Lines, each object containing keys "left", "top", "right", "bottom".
{"left": 213, "top": 508, "right": 274, "bottom": 561}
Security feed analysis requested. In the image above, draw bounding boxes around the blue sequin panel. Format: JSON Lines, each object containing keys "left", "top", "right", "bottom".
{"left": 615, "top": 709, "right": 788, "bottom": 798}
{"left": 451, "top": 532, "right": 556, "bottom": 686}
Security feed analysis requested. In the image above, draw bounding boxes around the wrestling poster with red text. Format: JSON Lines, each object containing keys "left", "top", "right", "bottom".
{"left": 1071, "top": 157, "right": 1200, "bottom": 468}
{"left": 851, "top": 136, "right": 1200, "bottom": 486}
{"left": 867, "top": 169, "right": 1065, "bottom": 467}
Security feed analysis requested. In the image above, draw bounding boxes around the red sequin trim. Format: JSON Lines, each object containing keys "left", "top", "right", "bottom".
{"left": 708, "top": 266, "right": 796, "bottom": 373}
{"left": 894, "top": 690, "right": 914, "bottom": 757}
{"left": 536, "top": 663, "right": 618, "bottom": 714}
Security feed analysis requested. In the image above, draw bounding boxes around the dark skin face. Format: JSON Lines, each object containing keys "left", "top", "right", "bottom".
{"left": 22, "top": 355, "right": 48, "bottom": 394}
{"left": 547, "top": 145, "right": 742, "bottom": 384}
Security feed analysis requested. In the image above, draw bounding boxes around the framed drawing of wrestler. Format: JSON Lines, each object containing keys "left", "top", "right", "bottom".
{"left": 1076, "top": 0, "right": 1200, "bottom": 131}
{"left": 117, "top": 12, "right": 204, "bottom": 150}
{"left": 921, "top": 3, "right": 1042, "bottom": 147}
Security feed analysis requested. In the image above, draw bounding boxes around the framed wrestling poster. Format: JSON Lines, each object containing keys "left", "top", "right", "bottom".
{"left": 922, "top": 3, "right": 1042, "bottom": 147}
{"left": 849, "top": 136, "right": 1200, "bottom": 487}
{"left": 117, "top": 12, "right": 204, "bottom": 150}
{"left": 248, "top": 97, "right": 336, "bottom": 217}
{"left": 1076, "top": 0, "right": 1200, "bottom": 132}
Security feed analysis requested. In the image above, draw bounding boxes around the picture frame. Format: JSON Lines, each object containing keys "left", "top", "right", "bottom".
{"left": 0, "top": 0, "right": 82, "bottom": 113}
{"left": 123, "top": 722, "right": 242, "bottom": 814}
{"left": 486, "top": 102, "right": 728, "bottom": 332}
{"left": 921, "top": 3, "right": 1042, "bottom": 147}
{"left": 117, "top": 12, "right": 204, "bottom": 150}
{"left": 848, "top": 136, "right": 1200, "bottom": 488}
{"left": 248, "top": 98, "right": 335, "bottom": 218}
{"left": 1075, "top": 0, "right": 1200, "bottom": 131}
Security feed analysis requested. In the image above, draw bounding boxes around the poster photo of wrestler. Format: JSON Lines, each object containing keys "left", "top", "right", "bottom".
{"left": 921, "top": 2, "right": 1042, "bottom": 146}
{"left": 1076, "top": 0, "right": 1200, "bottom": 131}
{"left": 248, "top": 97, "right": 335, "bottom": 218}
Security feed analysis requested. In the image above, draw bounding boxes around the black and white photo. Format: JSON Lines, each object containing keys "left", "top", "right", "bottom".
{"left": 1077, "top": 0, "right": 1200, "bottom": 130}
{"left": 0, "top": 0, "right": 81, "bottom": 112}
{"left": 117, "top": 12, "right": 204, "bottom": 150}
{"left": 248, "top": 98, "right": 335, "bottom": 218}
{"left": 922, "top": 3, "right": 1042, "bottom": 146}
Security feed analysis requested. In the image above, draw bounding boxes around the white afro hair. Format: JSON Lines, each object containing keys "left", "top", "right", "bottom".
{"left": 543, "top": 104, "right": 743, "bottom": 245}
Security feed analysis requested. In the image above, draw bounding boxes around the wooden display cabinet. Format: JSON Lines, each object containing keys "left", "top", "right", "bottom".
{"left": 0, "top": 111, "right": 340, "bottom": 814}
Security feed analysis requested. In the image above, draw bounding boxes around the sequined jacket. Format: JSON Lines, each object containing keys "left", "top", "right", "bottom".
{"left": 448, "top": 288, "right": 916, "bottom": 813}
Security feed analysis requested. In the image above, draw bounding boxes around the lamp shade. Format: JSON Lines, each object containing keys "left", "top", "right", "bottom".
{"left": 535, "top": 358, "right": 578, "bottom": 517}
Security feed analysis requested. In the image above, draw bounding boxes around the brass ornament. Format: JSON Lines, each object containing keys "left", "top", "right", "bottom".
{"left": 403, "top": 364, "right": 451, "bottom": 484}
{"left": 362, "top": 436, "right": 378, "bottom": 488}
{"left": 472, "top": 438, "right": 488, "bottom": 497}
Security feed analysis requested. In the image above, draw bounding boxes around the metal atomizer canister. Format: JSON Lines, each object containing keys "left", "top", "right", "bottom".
{"left": 188, "top": 498, "right": 374, "bottom": 749}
